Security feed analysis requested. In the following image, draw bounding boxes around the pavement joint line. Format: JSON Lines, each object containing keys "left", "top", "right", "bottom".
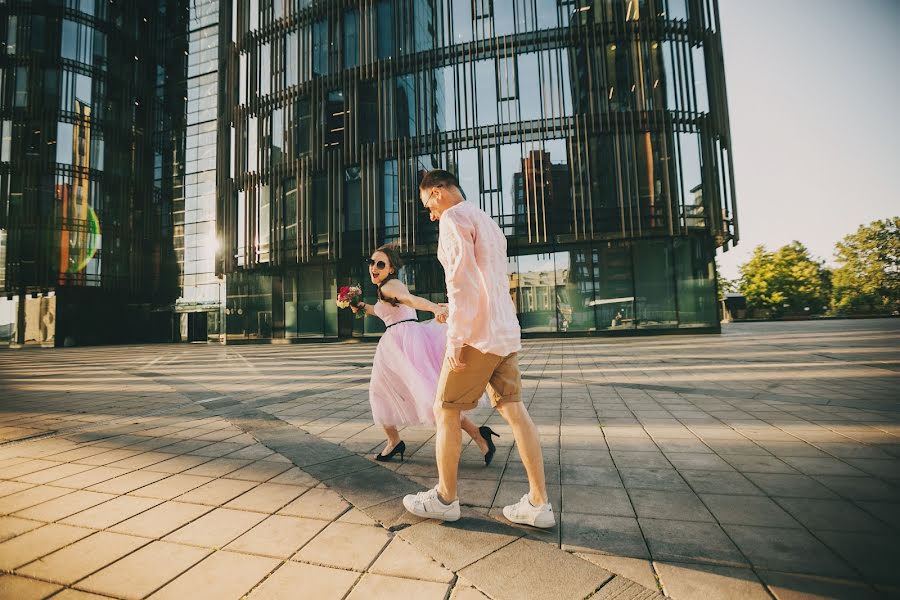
{"left": 115, "top": 369, "right": 661, "bottom": 599}
{"left": 192, "top": 390, "right": 662, "bottom": 598}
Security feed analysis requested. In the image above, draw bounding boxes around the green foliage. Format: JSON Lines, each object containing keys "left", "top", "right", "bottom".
{"left": 830, "top": 217, "right": 900, "bottom": 315}
{"left": 738, "top": 242, "right": 830, "bottom": 316}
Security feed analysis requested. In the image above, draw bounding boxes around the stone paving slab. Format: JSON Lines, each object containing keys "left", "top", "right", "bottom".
{"left": 1, "top": 319, "right": 899, "bottom": 599}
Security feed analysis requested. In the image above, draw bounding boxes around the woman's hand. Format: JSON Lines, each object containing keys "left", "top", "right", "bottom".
{"left": 434, "top": 303, "right": 449, "bottom": 323}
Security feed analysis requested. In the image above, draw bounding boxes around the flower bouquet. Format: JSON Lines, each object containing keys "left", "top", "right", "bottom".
{"left": 337, "top": 285, "right": 365, "bottom": 319}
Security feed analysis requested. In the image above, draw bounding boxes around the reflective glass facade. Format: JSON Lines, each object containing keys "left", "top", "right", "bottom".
{"left": 219, "top": 0, "right": 737, "bottom": 341}
{"left": 0, "top": 0, "right": 188, "bottom": 345}
{"left": 175, "top": 0, "right": 224, "bottom": 342}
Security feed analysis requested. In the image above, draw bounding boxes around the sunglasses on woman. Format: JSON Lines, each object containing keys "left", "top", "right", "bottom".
{"left": 367, "top": 259, "right": 387, "bottom": 270}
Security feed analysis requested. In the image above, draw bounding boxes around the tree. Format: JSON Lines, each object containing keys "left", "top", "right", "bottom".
{"left": 831, "top": 217, "right": 900, "bottom": 315}
{"left": 738, "top": 242, "right": 830, "bottom": 317}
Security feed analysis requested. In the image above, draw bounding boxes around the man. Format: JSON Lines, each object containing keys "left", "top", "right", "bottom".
{"left": 402, "top": 169, "right": 555, "bottom": 528}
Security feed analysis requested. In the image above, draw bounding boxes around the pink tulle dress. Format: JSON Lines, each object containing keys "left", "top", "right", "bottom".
{"left": 369, "top": 300, "right": 449, "bottom": 426}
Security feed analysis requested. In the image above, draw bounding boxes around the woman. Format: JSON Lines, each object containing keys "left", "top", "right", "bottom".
{"left": 352, "top": 244, "right": 499, "bottom": 464}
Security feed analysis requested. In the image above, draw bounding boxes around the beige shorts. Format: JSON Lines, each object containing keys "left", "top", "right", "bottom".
{"left": 436, "top": 346, "right": 522, "bottom": 411}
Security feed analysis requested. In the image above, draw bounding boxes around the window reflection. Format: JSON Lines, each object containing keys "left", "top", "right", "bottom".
{"left": 382, "top": 159, "right": 399, "bottom": 242}
{"left": 343, "top": 9, "right": 359, "bottom": 69}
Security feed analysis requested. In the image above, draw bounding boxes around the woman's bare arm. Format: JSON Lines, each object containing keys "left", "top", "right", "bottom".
{"left": 381, "top": 280, "right": 447, "bottom": 319}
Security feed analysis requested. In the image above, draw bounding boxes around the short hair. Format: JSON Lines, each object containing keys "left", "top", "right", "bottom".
{"left": 418, "top": 169, "right": 460, "bottom": 192}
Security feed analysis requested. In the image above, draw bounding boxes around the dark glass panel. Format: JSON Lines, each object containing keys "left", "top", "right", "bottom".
{"left": 382, "top": 159, "right": 399, "bottom": 241}
{"left": 345, "top": 166, "right": 361, "bottom": 232}
{"left": 376, "top": 0, "right": 394, "bottom": 58}
{"left": 343, "top": 9, "right": 359, "bottom": 69}
{"left": 312, "top": 20, "right": 328, "bottom": 76}
{"left": 633, "top": 239, "right": 677, "bottom": 327}
{"left": 674, "top": 237, "right": 717, "bottom": 326}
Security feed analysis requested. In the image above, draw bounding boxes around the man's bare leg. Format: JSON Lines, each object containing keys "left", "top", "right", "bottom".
{"left": 496, "top": 401, "right": 548, "bottom": 505}
{"left": 435, "top": 405, "right": 462, "bottom": 502}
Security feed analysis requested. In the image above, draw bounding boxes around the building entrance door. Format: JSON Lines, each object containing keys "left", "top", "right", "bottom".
{"left": 187, "top": 312, "right": 208, "bottom": 342}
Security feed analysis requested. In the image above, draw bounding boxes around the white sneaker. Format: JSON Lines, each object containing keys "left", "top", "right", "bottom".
{"left": 503, "top": 493, "right": 555, "bottom": 528}
{"left": 403, "top": 486, "right": 461, "bottom": 522}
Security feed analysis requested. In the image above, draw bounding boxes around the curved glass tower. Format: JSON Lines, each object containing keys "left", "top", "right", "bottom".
{"left": 220, "top": 0, "right": 737, "bottom": 341}
{"left": 0, "top": 0, "right": 186, "bottom": 345}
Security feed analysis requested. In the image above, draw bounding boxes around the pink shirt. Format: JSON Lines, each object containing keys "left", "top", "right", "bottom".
{"left": 437, "top": 201, "right": 521, "bottom": 357}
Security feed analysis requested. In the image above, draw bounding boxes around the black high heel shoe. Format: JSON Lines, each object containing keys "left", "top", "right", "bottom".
{"left": 479, "top": 426, "right": 499, "bottom": 466}
{"left": 375, "top": 440, "right": 405, "bottom": 462}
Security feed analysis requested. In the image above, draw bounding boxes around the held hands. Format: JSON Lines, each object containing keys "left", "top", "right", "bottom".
{"left": 434, "top": 303, "right": 449, "bottom": 324}
{"left": 351, "top": 302, "right": 365, "bottom": 314}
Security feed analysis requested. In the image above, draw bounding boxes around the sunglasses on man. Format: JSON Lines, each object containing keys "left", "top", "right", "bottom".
{"left": 366, "top": 259, "right": 388, "bottom": 270}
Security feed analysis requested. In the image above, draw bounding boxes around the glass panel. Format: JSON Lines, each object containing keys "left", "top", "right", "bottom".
{"left": 561, "top": 247, "right": 596, "bottom": 331}
{"left": 674, "top": 237, "right": 716, "bottom": 326}
{"left": 692, "top": 46, "right": 708, "bottom": 112}
{"left": 633, "top": 239, "right": 677, "bottom": 327}
{"left": 359, "top": 81, "right": 377, "bottom": 143}
{"left": 324, "top": 89, "right": 344, "bottom": 146}
{"left": 343, "top": 9, "right": 359, "bottom": 69}
{"left": 475, "top": 59, "right": 497, "bottom": 126}
{"left": 312, "top": 174, "right": 329, "bottom": 248}
{"left": 237, "top": 190, "right": 246, "bottom": 265}
{"left": 297, "top": 266, "right": 325, "bottom": 336}
{"left": 6, "top": 15, "right": 16, "bottom": 55}
{"left": 283, "top": 178, "right": 297, "bottom": 255}
{"left": 592, "top": 243, "right": 635, "bottom": 330}
{"left": 257, "top": 185, "right": 270, "bottom": 263}
{"left": 509, "top": 253, "right": 561, "bottom": 333}
{"left": 259, "top": 43, "right": 271, "bottom": 96}
{"left": 13, "top": 66, "right": 26, "bottom": 107}
{"left": 518, "top": 53, "right": 541, "bottom": 121}
{"left": 678, "top": 132, "right": 703, "bottom": 227}
{"left": 56, "top": 122, "right": 74, "bottom": 164}
{"left": 454, "top": 147, "right": 478, "bottom": 201}
{"left": 285, "top": 30, "right": 298, "bottom": 87}
{"left": 377, "top": 0, "right": 394, "bottom": 58}
{"left": 247, "top": 116, "right": 258, "bottom": 172}
{"left": 494, "top": 0, "right": 515, "bottom": 36}
{"left": 382, "top": 159, "right": 398, "bottom": 241}
{"left": 453, "top": 0, "right": 473, "bottom": 44}
{"left": 536, "top": 0, "right": 557, "bottom": 29}
{"left": 239, "top": 53, "right": 247, "bottom": 104}
{"left": 498, "top": 142, "right": 520, "bottom": 234}
{"left": 61, "top": 20, "right": 77, "bottom": 60}
{"left": 667, "top": 0, "right": 688, "bottom": 20}
{"left": 413, "top": 0, "right": 435, "bottom": 52}
{"left": 345, "top": 166, "right": 361, "bottom": 232}
{"left": 312, "top": 20, "right": 328, "bottom": 76}
{"left": 271, "top": 107, "right": 284, "bottom": 165}
{"left": 295, "top": 96, "right": 310, "bottom": 154}
{"left": 1, "top": 120, "right": 10, "bottom": 162}
{"left": 226, "top": 272, "right": 273, "bottom": 340}
{"left": 541, "top": 138, "right": 574, "bottom": 237}
{"left": 437, "top": 66, "right": 456, "bottom": 132}
{"left": 396, "top": 74, "right": 416, "bottom": 138}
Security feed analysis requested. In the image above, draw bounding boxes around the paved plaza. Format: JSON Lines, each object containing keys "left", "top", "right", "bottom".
{"left": 0, "top": 318, "right": 898, "bottom": 599}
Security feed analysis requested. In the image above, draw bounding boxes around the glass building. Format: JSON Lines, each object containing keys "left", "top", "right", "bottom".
{"left": 0, "top": 0, "right": 188, "bottom": 345}
{"left": 175, "top": 0, "right": 225, "bottom": 342}
{"left": 219, "top": 0, "right": 737, "bottom": 341}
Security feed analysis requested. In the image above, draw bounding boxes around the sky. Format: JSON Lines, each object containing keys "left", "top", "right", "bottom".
{"left": 715, "top": 0, "right": 900, "bottom": 280}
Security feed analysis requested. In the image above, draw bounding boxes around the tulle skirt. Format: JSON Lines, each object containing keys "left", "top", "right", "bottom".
{"left": 369, "top": 319, "right": 449, "bottom": 427}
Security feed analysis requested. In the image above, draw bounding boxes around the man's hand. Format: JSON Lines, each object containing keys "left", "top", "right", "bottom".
{"left": 447, "top": 346, "right": 466, "bottom": 372}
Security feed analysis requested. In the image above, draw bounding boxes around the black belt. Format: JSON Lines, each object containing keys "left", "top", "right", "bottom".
{"left": 385, "top": 319, "right": 418, "bottom": 329}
